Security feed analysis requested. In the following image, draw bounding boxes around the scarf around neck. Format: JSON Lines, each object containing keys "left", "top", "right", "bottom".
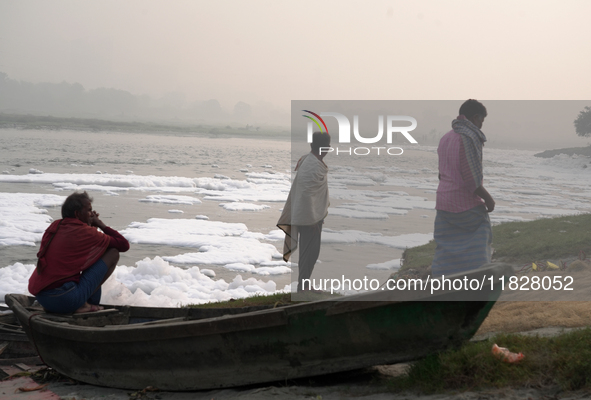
{"left": 452, "top": 115, "right": 487, "bottom": 189}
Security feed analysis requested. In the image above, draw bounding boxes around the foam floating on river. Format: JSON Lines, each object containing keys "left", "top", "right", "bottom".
{"left": 120, "top": 218, "right": 283, "bottom": 265}
{"left": 139, "top": 195, "right": 202, "bottom": 205}
{"left": 0, "top": 193, "right": 64, "bottom": 246}
{"left": 220, "top": 202, "right": 270, "bottom": 211}
{"left": 1, "top": 258, "right": 290, "bottom": 307}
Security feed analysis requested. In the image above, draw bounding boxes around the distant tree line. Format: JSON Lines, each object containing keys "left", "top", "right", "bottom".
{"left": 0, "top": 72, "right": 138, "bottom": 117}
{"left": 0, "top": 72, "right": 287, "bottom": 125}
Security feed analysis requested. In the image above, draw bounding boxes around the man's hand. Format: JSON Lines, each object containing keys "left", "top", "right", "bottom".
{"left": 475, "top": 186, "right": 495, "bottom": 213}
{"left": 90, "top": 211, "right": 107, "bottom": 229}
{"left": 484, "top": 197, "right": 495, "bottom": 213}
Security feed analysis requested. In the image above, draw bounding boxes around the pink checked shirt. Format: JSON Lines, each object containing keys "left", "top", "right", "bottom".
{"left": 436, "top": 130, "right": 484, "bottom": 213}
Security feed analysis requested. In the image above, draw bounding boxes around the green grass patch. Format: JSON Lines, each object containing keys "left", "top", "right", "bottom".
{"left": 186, "top": 292, "right": 294, "bottom": 308}
{"left": 400, "top": 214, "right": 591, "bottom": 276}
{"left": 491, "top": 214, "right": 591, "bottom": 262}
{"left": 388, "top": 328, "right": 591, "bottom": 393}
{"left": 186, "top": 291, "right": 341, "bottom": 308}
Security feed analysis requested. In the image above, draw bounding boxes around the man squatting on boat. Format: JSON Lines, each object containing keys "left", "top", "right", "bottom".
{"left": 278, "top": 132, "right": 331, "bottom": 292}
{"left": 431, "top": 99, "right": 495, "bottom": 277}
{"left": 28, "top": 191, "right": 130, "bottom": 313}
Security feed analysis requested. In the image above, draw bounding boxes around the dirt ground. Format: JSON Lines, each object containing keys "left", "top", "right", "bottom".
{"left": 476, "top": 301, "right": 591, "bottom": 336}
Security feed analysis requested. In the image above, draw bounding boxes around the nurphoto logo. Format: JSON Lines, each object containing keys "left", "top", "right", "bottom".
{"left": 302, "top": 110, "right": 419, "bottom": 156}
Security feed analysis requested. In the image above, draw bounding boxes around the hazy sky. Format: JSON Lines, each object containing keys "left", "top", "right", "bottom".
{"left": 1, "top": 0, "right": 590, "bottom": 112}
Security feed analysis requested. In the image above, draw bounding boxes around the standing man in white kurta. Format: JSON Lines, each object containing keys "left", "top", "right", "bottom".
{"left": 278, "top": 132, "right": 331, "bottom": 292}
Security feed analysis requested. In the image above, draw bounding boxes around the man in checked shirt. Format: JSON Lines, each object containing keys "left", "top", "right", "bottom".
{"left": 431, "top": 99, "right": 495, "bottom": 277}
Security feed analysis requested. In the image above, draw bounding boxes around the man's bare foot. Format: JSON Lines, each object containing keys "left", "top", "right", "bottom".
{"left": 75, "top": 303, "right": 104, "bottom": 313}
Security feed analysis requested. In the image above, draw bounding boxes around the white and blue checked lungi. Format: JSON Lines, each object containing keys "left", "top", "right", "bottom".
{"left": 431, "top": 204, "right": 492, "bottom": 277}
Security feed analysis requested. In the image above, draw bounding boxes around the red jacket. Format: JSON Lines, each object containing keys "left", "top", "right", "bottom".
{"left": 29, "top": 218, "right": 112, "bottom": 295}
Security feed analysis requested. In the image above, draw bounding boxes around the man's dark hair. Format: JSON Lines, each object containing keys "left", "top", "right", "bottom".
{"left": 61, "top": 191, "right": 92, "bottom": 218}
{"left": 459, "top": 99, "right": 487, "bottom": 119}
{"left": 310, "top": 132, "right": 331, "bottom": 153}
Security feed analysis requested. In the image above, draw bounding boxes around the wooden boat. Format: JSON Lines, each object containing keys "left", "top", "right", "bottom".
{"left": 0, "top": 308, "right": 40, "bottom": 365}
{"left": 5, "top": 263, "right": 513, "bottom": 391}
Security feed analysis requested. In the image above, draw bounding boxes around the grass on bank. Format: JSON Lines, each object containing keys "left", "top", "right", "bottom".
{"left": 186, "top": 291, "right": 340, "bottom": 308}
{"left": 187, "top": 292, "right": 293, "bottom": 308}
{"left": 400, "top": 213, "right": 591, "bottom": 278}
{"left": 388, "top": 328, "right": 591, "bottom": 394}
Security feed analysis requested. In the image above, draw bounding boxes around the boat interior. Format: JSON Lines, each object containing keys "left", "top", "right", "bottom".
{"left": 6, "top": 294, "right": 285, "bottom": 328}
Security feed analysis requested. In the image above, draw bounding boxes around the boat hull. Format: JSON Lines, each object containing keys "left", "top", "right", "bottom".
{"left": 6, "top": 263, "right": 513, "bottom": 390}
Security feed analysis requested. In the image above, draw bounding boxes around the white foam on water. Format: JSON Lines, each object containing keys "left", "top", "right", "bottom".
{"left": 366, "top": 259, "right": 402, "bottom": 270}
{"left": 200, "top": 269, "right": 216, "bottom": 277}
{"left": 254, "top": 266, "right": 292, "bottom": 275}
{"left": 123, "top": 218, "right": 246, "bottom": 241}
{"left": 223, "top": 263, "right": 256, "bottom": 273}
{"left": 188, "top": 174, "right": 290, "bottom": 203}
{"left": 103, "top": 257, "right": 290, "bottom": 307}
{"left": 53, "top": 183, "right": 131, "bottom": 193}
{"left": 0, "top": 193, "right": 64, "bottom": 246}
{"left": 260, "top": 229, "right": 286, "bottom": 241}
{"left": 0, "top": 263, "right": 35, "bottom": 301}
{"left": 222, "top": 262, "right": 291, "bottom": 276}
{"left": 120, "top": 218, "right": 283, "bottom": 265}
{"left": 0, "top": 173, "right": 289, "bottom": 206}
{"left": 220, "top": 202, "right": 270, "bottom": 211}
{"left": 259, "top": 260, "right": 291, "bottom": 266}
{"left": 0, "top": 172, "right": 198, "bottom": 189}
{"left": 245, "top": 172, "right": 290, "bottom": 181}
{"left": 0, "top": 258, "right": 290, "bottom": 307}
{"left": 139, "top": 195, "right": 202, "bottom": 205}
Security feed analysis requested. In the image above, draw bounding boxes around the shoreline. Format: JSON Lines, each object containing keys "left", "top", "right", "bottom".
{"left": 535, "top": 145, "right": 591, "bottom": 158}
{"left": 0, "top": 112, "right": 291, "bottom": 140}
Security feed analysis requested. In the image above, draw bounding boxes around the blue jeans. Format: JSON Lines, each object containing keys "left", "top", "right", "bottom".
{"left": 35, "top": 258, "right": 109, "bottom": 314}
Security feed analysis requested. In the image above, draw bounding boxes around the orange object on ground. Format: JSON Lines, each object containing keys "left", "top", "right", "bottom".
{"left": 492, "top": 343, "right": 525, "bottom": 363}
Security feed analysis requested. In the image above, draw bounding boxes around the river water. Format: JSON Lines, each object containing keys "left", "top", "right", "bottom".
{"left": 1, "top": 128, "right": 590, "bottom": 306}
